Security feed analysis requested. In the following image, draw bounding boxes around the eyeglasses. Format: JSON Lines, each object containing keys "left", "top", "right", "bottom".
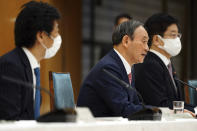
{"left": 164, "top": 33, "right": 182, "bottom": 39}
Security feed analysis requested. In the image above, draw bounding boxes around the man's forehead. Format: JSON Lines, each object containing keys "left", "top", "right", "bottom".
{"left": 166, "top": 24, "right": 178, "bottom": 32}
{"left": 133, "top": 26, "right": 149, "bottom": 38}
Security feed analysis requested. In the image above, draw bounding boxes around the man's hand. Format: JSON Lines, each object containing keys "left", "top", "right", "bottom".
{"left": 184, "top": 109, "right": 196, "bottom": 118}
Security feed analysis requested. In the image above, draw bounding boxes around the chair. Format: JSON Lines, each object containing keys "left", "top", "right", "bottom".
{"left": 49, "top": 71, "right": 75, "bottom": 110}
{"left": 188, "top": 80, "right": 197, "bottom": 106}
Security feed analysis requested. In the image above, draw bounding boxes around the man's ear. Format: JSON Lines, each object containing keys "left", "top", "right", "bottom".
{"left": 122, "top": 35, "right": 130, "bottom": 47}
{"left": 152, "top": 35, "right": 163, "bottom": 46}
{"left": 36, "top": 31, "right": 44, "bottom": 44}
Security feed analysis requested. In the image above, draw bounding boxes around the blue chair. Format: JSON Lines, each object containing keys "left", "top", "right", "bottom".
{"left": 188, "top": 80, "right": 197, "bottom": 106}
{"left": 49, "top": 71, "right": 75, "bottom": 110}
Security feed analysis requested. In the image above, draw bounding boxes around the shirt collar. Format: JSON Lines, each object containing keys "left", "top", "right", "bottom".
{"left": 114, "top": 48, "right": 131, "bottom": 75}
{"left": 150, "top": 49, "right": 170, "bottom": 66}
{"left": 22, "top": 47, "right": 40, "bottom": 69}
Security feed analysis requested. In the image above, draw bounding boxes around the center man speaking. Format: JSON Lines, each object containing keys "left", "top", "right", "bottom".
{"left": 77, "top": 20, "right": 150, "bottom": 118}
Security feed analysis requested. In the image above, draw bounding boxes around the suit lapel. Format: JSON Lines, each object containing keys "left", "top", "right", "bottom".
{"left": 17, "top": 47, "right": 33, "bottom": 84}
{"left": 109, "top": 50, "right": 130, "bottom": 84}
{"left": 148, "top": 52, "right": 178, "bottom": 97}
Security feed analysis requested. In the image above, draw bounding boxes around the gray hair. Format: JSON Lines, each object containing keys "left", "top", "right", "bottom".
{"left": 112, "top": 20, "right": 143, "bottom": 45}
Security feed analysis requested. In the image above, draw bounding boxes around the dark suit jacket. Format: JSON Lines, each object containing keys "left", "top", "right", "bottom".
{"left": 0, "top": 47, "right": 34, "bottom": 120}
{"left": 77, "top": 49, "right": 144, "bottom": 118}
{"left": 134, "top": 51, "right": 195, "bottom": 111}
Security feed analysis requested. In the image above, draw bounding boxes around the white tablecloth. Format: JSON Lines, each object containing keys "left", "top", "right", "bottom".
{"left": 0, "top": 118, "right": 197, "bottom": 131}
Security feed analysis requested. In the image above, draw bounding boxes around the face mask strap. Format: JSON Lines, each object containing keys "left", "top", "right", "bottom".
{"left": 157, "top": 35, "right": 162, "bottom": 40}
{"left": 40, "top": 42, "right": 48, "bottom": 49}
{"left": 40, "top": 31, "right": 55, "bottom": 50}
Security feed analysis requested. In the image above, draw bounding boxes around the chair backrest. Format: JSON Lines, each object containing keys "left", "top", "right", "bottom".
{"left": 188, "top": 80, "right": 197, "bottom": 106}
{"left": 49, "top": 71, "right": 75, "bottom": 110}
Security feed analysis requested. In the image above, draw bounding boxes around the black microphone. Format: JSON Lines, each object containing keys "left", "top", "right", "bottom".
{"left": 102, "top": 69, "right": 145, "bottom": 108}
{"left": 1, "top": 75, "right": 53, "bottom": 98}
{"left": 102, "top": 68, "right": 162, "bottom": 120}
{"left": 174, "top": 77, "right": 197, "bottom": 90}
{"left": 0, "top": 75, "right": 77, "bottom": 122}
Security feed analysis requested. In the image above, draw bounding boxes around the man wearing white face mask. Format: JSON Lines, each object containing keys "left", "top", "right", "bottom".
{"left": 134, "top": 13, "right": 196, "bottom": 114}
{"left": 0, "top": 1, "right": 61, "bottom": 120}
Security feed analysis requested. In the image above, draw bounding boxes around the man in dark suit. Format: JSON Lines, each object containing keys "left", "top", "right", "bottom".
{"left": 77, "top": 20, "right": 149, "bottom": 117}
{"left": 0, "top": 1, "right": 61, "bottom": 120}
{"left": 134, "top": 13, "right": 196, "bottom": 113}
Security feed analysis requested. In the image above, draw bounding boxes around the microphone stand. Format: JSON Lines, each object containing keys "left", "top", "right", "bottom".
{"left": 174, "top": 78, "right": 197, "bottom": 90}
{"left": 102, "top": 69, "right": 162, "bottom": 120}
{"left": 1, "top": 75, "right": 54, "bottom": 98}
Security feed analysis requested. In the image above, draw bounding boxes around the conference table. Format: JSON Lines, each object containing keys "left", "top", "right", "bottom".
{"left": 0, "top": 116, "right": 197, "bottom": 131}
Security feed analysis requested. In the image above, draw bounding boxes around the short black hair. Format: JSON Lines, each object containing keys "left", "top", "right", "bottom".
{"left": 112, "top": 20, "right": 143, "bottom": 46}
{"left": 144, "top": 13, "right": 179, "bottom": 47}
{"left": 14, "top": 1, "right": 61, "bottom": 48}
{"left": 114, "top": 13, "right": 132, "bottom": 26}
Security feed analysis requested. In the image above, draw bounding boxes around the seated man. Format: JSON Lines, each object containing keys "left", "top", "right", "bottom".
{"left": 77, "top": 20, "right": 149, "bottom": 117}
{"left": 134, "top": 13, "right": 195, "bottom": 112}
{"left": 0, "top": 1, "right": 61, "bottom": 120}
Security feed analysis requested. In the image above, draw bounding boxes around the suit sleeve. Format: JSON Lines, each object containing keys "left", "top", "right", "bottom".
{"left": 135, "top": 63, "right": 175, "bottom": 108}
{"left": 0, "top": 60, "right": 24, "bottom": 120}
{"left": 94, "top": 65, "right": 143, "bottom": 118}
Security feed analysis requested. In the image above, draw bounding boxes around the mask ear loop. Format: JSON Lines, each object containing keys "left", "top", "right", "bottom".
{"left": 40, "top": 31, "right": 51, "bottom": 49}
{"left": 157, "top": 35, "right": 162, "bottom": 40}
{"left": 156, "top": 35, "right": 166, "bottom": 50}
{"left": 157, "top": 35, "right": 165, "bottom": 45}
{"left": 40, "top": 42, "right": 48, "bottom": 49}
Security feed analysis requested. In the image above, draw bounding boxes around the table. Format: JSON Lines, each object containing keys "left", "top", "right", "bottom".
{"left": 0, "top": 117, "right": 197, "bottom": 131}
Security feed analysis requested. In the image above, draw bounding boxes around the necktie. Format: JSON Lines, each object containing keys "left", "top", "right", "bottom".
{"left": 167, "top": 63, "right": 177, "bottom": 93}
{"left": 128, "top": 73, "right": 132, "bottom": 85}
{"left": 34, "top": 67, "right": 40, "bottom": 119}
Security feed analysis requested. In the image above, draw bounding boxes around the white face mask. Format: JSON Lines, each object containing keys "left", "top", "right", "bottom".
{"left": 41, "top": 35, "right": 62, "bottom": 59}
{"left": 157, "top": 35, "right": 182, "bottom": 57}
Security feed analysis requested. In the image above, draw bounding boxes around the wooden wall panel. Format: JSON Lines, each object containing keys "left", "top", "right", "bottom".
{"left": 0, "top": 0, "right": 27, "bottom": 56}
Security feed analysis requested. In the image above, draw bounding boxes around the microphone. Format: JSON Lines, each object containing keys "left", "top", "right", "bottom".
{"left": 102, "top": 68, "right": 162, "bottom": 120}
{"left": 102, "top": 69, "right": 145, "bottom": 108}
{"left": 0, "top": 75, "right": 77, "bottom": 122}
{"left": 1, "top": 75, "right": 53, "bottom": 98}
{"left": 174, "top": 78, "right": 197, "bottom": 90}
